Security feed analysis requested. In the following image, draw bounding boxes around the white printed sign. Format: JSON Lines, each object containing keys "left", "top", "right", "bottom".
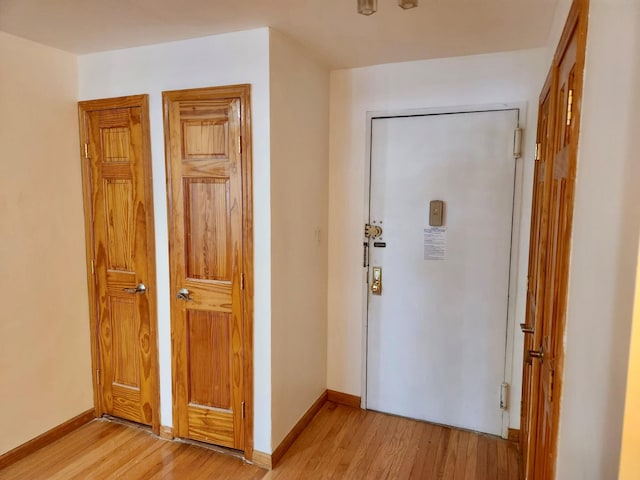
{"left": 424, "top": 227, "right": 446, "bottom": 261}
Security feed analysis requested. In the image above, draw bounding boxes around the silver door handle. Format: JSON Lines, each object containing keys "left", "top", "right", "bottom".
{"left": 177, "top": 288, "right": 192, "bottom": 301}
{"left": 520, "top": 323, "right": 535, "bottom": 334}
{"left": 528, "top": 347, "right": 544, "bottom": 362}
{"left": 123, "top": 283, "right": 146, "bottom": 294}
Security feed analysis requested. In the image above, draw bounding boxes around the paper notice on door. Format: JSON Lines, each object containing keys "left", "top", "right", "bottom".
{"left": 424, "top": 227, "right": 446, "bottom": 261}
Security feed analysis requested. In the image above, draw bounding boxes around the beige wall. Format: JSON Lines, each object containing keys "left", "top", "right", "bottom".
{"left": 269, "top": 29, "right": 329, "bottom": 449}
{"left": 554, "top": 0, "right": 640, "bottom": 478}
{"left": 619, "top": 241, "right": 640, "bottom": 479}
{"left": 0, "top": 32, "right": 93, "bottom": 454}
{"left": 327, "top": 48, "right": 547, "bottom": 431}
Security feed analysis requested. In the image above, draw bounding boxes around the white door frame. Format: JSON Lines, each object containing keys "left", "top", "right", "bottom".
{"left": 360, "top": 103, "right": 527, "bottom": 439}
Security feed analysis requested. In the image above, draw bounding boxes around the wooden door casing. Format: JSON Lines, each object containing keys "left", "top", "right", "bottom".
{"left": 78, "top": 95, "right": 159, "bottom": 433}
{"left": 523, "top": 1, "right": 589, "bottom": 478}
{"left": 163, "top": 85, "right": 253, "bottom": 455}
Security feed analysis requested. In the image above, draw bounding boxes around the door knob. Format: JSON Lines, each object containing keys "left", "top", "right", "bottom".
{"left": 177, "top": 288, "right": 193, "bottom": 301}
{"left": 123, "top": 283, "right": 146, "bottom": 294}
{"left": 370, "top": 267, "right": 382, "bottom": 295}
{"left": 528, "top": 347, "right": 544, "bottom": 362}
{"left": 520, "top": 323, "right": 535, "bottom": 334}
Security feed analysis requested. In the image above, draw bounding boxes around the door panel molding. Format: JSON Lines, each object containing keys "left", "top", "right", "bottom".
{"left": 78, "top": 94, "right": 160, "bottom": 434}
{"left": 163, "top": 85, "right": 253, "bottom": 458}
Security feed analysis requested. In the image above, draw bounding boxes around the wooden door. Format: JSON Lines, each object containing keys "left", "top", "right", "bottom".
{"left": 163, "top": 86, "right": 252, "bottom": 452}
{"left": 525, "top": 2, "right": 588, "bottom": 477}
{"left": 520, "top": 77, "right": 555, "bottom": 474}
{"left": 79, "top": 96, "right": 159, "bottom": 431}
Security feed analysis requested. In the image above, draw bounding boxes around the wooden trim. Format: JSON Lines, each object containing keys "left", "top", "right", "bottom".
{"left": 77, "top": 95, "right": 161, "bottom": 435}
{"left": 270, "top": 390, "right": 329, "bottom": 468}
{"left": 0, "top": 410, "right": 95, "bottom": 469}
{"left": 158, "top": 426, "right": 174, "bottom": 440}
{"left": 508, "top": 428, "right": 520, "bottom": 444}
{"left": 162, "top": 84, "right": 254, "bottom": 457}
{"left": 251, "top": 451, "right": 272, "bottom": 470}
{"left": 327, "top": 389, "right": 361, "bottom": 409}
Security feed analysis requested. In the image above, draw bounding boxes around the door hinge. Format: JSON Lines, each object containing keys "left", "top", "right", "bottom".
{"left": 238, "top": 136, "right": 242, "bottom": 154}
{"left": 566, "top": 89, "right": 574, "bottom": 126}
{"left": 240, "top": 273, "right": 245, "bottom": 290}
{"left": 500, "top": 382, "right": 509, "bottom": 410}
{"left": 96, "top": 369, "right": 100, "bottom": 385}
{"left": 535, "top": 143, "right": 541, "bottom": 161}
{"left": 84, "top": 143, "right": 89, "bottom": 159}
{"left": 513, "top": 128, "right": 523, "bottom": 158}
{"left": 241, "top": 401, "right": 245, "bottom": 419}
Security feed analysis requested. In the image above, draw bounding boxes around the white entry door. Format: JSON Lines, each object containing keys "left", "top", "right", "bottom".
{"left": 366, "top": 109, "right": 518, "bottom": 436}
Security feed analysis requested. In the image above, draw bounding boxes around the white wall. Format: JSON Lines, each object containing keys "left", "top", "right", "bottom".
{"left": 77, "top": 29, "right": 272, "bottom": 453}
{"left": 555, "top": 0, "right": 640, "bottom": 478}
{"left": 268, "top": 29, "right": 330, "bottom": 449}
{"left": 327, "top": 48, "right": 548, "bottom": 430}
{"left": 0, "top": 32, "right": 93, "bottom": 454}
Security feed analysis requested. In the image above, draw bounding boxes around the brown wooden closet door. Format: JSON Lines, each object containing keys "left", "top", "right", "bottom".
{"left": 84, "top": 102, "right": 157, "bottom": 427}
{"left": 520, "top": 81, "right": 555, "bottom": 476}
{"left": 164, "top": 91, "right": 245, "bottom": 449}
{"left": 533, "top": 20, "right": 581, "bottom": 480}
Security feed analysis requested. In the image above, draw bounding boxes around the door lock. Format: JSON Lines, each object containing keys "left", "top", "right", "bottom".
{"left": 365, "top": 224, "right": 383, "bottom": 239}
{"left": 371, "top": 267, "right": 382, "bottom": 295}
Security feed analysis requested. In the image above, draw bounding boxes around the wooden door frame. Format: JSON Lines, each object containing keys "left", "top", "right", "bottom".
{"left": 361, "top": 104, "right": 526, "bottom": 439}
{"left": 162, "top": 84, "right": 254, "bottom": 459}
{"left": 77, "top": 95, "right": 161, "bottom": 435}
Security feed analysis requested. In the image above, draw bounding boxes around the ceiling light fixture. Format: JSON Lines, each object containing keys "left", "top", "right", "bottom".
{"left": 398, "top": 0, "right": 418, "bottom": 9}
{"left": 358, "top": 0, "right": 418, "bottom": 15}
{"left": 357, "top": 0, "right": 377, "bottom": 15}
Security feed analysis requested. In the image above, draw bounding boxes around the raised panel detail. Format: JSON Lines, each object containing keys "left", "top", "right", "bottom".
{"left": 187, "top": 407, "right": 235, "bottom": 447}
{"left": 105, "top": 179, "right": 134, "bottom": 271}
{"left": 182, "top": 120, "right": 228, "bottom": 159}
{"left": 187, "top": 310, "right": 231, "bottom": 409}
{"left": 111, "top": 383, "right": 142, "bottom": 423}
{"left": 110, "top": 295, "right": 140, "bottom": 388}
{"left": 103, "top": 127, "right": 131, "bottom": 163}
{"left": 184, "top": 178, "right": 231, "bottom": 281}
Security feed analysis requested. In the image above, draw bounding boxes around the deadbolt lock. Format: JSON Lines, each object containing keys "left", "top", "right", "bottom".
{"left": 371, "top": 267, "right": 382, "bottom": 295}
{"left": 365, "top": 224, "right": 383, "bottom": 239}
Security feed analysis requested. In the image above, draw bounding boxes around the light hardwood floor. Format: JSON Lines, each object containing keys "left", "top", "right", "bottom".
{"left": 0, "top": 403, "right": 520, "bottom": 479}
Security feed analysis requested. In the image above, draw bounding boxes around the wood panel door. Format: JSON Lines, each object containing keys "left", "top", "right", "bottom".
{"left": 525, "top": 2, "right": 588, "bottom": 478}
{"left": 78, "top": 96, "right": 159, "bottom": 432}
{"left": 163, "top": 86, "right": 253, "bottom": 453}
{"left": 520, "top": 77, "right": 555, "bottom": 475}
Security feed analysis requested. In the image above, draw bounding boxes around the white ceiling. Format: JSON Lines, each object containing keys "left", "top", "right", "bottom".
{"left": 0, "top": 0, "right": 558, "bottom": 68}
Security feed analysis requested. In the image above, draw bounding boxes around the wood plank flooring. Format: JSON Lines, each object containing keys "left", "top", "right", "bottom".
{"left": 0, "top": 403, "right": 520, "bottom": 479}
